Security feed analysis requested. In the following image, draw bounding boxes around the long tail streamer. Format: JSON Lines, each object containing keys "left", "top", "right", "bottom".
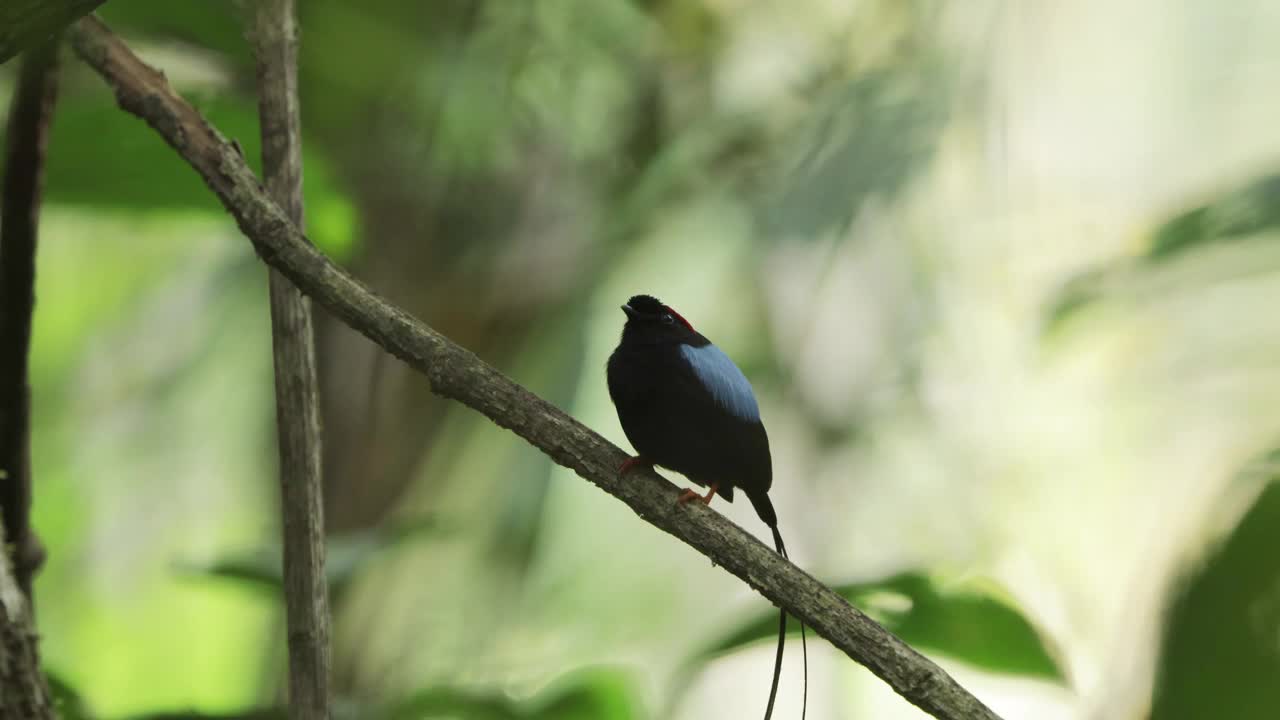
{"left": 765, "top": 526, "right": 808, "bottom": 720}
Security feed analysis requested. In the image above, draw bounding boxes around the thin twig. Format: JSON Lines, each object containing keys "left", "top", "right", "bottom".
{"left": 250, "top": 2, "right": 331, "bottom": 718}
{"left": 0, "top": 37, "right": 59, "bottom": 604}
{"left": 69, "top": 15, "right": 1004, "bottom": 720}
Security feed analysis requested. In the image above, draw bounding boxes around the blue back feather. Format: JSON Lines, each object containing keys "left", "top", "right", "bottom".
{"left": 678, "top": 343, "right": 761, "bottom": 421}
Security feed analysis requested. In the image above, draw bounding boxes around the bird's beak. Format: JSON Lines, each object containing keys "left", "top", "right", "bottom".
{"left": 621, "top": 303, "right": 638, "bottom": 320}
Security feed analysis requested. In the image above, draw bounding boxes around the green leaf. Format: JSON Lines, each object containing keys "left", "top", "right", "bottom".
{"left": 111, "top": 697, "right": 375, "bottom": 720}
{"left": 1042, "top": 172, "right": 1280, "bottom": 336}
{"left": 388, "top": 689, "right": 521, "bottom": 720}
{"left": 1150, "top": 454, "right": 1280, "bottom": 720}
{"left": 183, "top": 545, "right": 286, "bottom": 591}
{"left": 178, "top": 517, "right": 442, "bottom": 593}
{"left": 1146, "top": 207, "right": 1214, "bottom": 262}
{"left": 121, "top": 710, "right": 285, "bottom": 720}
{"left": 46, "top": 670, "right": 95, "bottom": 720}
{"left": 98, "top": 1, "right": 250, "bottom": 67}
{"left": 45, "top": 87, "right": 358, "bottom": 260}
{"left": 1146, "top": 175, "right": 1280, "bottom": 262}
{"left": 527, "top": 669, "right": 637, "bottom": 720}
{"left": 46, "top": 83, "right": 261, "bottom": 211}
{"left": 1040, "top": 266, "right": 1113, "bottom": 334}
{"left": 690, "top": 571, "right": 1067, "bottom": 683}
{"left": 763, "top": 67, "right": 946, "bottom": 239}
{"left": 387, "top": 669, "right": 639, "bottom": 720}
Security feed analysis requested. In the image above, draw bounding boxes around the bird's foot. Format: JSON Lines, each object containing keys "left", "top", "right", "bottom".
{"left": 618, "top": 456, "right": 652, "bottom": 477}
{"left": 677, "top": 483, "right": 719, "bottom": 506}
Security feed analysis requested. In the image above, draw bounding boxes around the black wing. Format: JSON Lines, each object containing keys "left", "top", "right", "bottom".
{"left": 609, "top": 343, "right": 772, "bottom": 499}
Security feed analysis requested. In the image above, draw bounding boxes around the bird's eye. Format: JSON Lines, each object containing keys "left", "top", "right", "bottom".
{"left": 661, "top": 313, "right": 675, "bottom": 325}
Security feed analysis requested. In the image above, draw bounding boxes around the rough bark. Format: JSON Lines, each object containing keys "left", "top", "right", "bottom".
{"left": 0, "top": 0, "right": 103, "bottom": 66}
{"left": 69, "top": 15, "right": 1004, "bottom": 720}
{"left": 0, "top": 38, "right": 59, "bottom": 603}
{"left": 0, "top": 520, "right": 53, "bottom": 719}
{"left": 250, "top": 2, "right": 331, "bottom": 718}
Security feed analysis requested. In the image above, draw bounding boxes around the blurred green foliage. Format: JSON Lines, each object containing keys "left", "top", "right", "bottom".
{"left": 4, "top": 0, "right": 1280, "bottom": 718}
{"left": 1147, "top": 176, "right": 1280, "bottom": 262}
{"left": 1044, "top": 172, "right": 1280, "bottom": 333}
{"left": 385, "top": 670, "right": 639, "bottom": 720}
{"left": 181, "top": 517, "right": 444, "bottom": 596}
{"left": 689, "top": 571, "right": 1065, "bottom": 684}
{"left": 46, "top": 4, "right": 357, "bottom": 257}
{"left": 1150, "top": 450, "right": 1280, "bottom": 720}
{"left": 763, "top": 67, "right": 946, "bottom": 238}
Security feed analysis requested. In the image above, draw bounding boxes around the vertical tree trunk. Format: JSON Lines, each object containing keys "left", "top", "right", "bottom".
{"left": 0, "top": 37, "right": 60, "bottom": 603}
{"left": 0, "top": 521, "right": 52, "bottom": 719}
{"left": 251, "top": 3, "right": 332, "bottom": 718}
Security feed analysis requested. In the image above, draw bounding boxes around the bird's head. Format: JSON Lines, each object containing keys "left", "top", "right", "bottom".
{"left": 620, "top": 294, "right": 697, "bottom": 342}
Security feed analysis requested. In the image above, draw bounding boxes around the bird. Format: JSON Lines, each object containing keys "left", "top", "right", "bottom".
{"left": 606, "top": 293, "right": 806, "bottom": 720}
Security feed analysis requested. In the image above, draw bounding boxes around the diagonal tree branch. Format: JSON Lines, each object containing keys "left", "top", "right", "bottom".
{"left": 249, "top": 1, "right": 332, "bottom": 718}
{"left": 68, "top": 15, "right": 1004, "bottom": 720}
{"left": 0, "top": 37, "right": 60, "bottom": 604}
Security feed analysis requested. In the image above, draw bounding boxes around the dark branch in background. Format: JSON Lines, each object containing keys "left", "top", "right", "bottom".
{"left": 0, "top": 519, "right": 54, "bottom": 718}
{"left": 0, "top": 0, "right": 104, "bottom": 66}
{"left": 69, "top": 15, "right": 1004, "bottom": 720}
{"left": 250, "top": 2, "right": 332, "bottom": 718}
{"left": 0, "top": 38, "right": 59, "bottom": 603}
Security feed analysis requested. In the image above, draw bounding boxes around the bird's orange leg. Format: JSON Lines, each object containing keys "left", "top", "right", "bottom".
{"left": 677, "top": 483, "right": 719, "bottom": 506}
{"left": 618, "top": 456, "right": 652, "bottom": 477}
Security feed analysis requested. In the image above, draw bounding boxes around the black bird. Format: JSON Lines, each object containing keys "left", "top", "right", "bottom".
{"left": 606, "top": 293, "right": 806, "bottom": 720}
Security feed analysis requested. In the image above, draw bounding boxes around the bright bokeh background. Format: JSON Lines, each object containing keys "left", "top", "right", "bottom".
{"left": 3, "top": 1, "right": 1280, "bottom": 718}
